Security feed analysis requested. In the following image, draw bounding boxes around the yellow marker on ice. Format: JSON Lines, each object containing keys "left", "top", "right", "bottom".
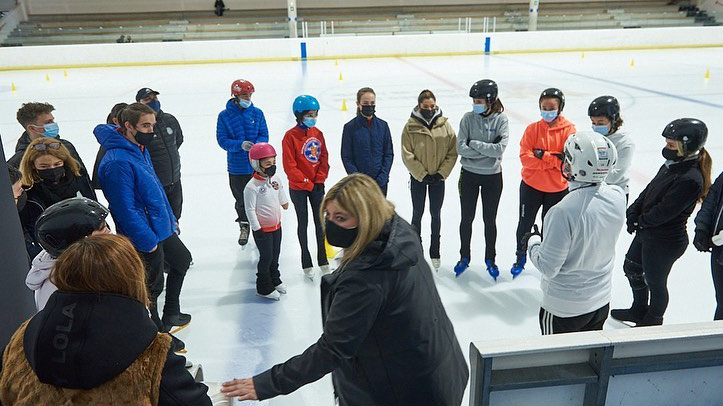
{"left": 45, "top": 73, "right": 50, "bottom": 82}
{"left": 340, "top": 98, "right": 348, "bottom": 112}
{"left": 704, "top": 69, "right": 711, "bottom": 80}
{"left": 338, "top": 72, "right": 343, "bottom": 81}
{"left": 64, "top": 70, "right": 68, "bottom": 77}
{"left": 629, "top": 59, "right": 635, "bottom": 68}
{"left": 11, "top": 82, "right": 17, "bottom": 92}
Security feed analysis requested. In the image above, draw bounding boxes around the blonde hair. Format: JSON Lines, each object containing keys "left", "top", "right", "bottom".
{"left": 19, "top": 137, "right": 81, "bottom": 187}
{"left": 321, "top": 174, "right": 395, "bottom": 265}
{"left": 52, "top": 234, "right": 150, "bottom": 307}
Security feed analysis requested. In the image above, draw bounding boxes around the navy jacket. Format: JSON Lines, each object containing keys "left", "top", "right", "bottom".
{"left": 216, "top": 99, "right": 269, "bottom": 175}
{"left": 341, "top": 115, "right": 394, "bottom": 187}
{"left": 94, "top": 124, "right": 176, "bottom": 253}
{"left": 695, "top": 172, "right": 723, "bottom": 261}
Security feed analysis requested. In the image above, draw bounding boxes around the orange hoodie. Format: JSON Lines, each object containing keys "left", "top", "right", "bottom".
{"left": 519, "top": 116, "right": 576, "bottom": 193}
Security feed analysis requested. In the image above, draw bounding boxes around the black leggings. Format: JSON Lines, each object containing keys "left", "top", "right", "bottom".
{"left": 410, "top": 175, "right": 445, "bottom": 258}
{"left": 289, "top": 186, "right": 328, "bottom": 269}
{"left": 229, "top": 174, "right": 253, "bottom": 223}
{"left": 624, "top": 233, "right": 688, "bottom": 319}
{"left": 458, "top": 169, "right": 502, "bottom": 262}
{"left": 253, "top": 229, "right": 282, "bottom": 295}
{"left": 515, "top": 181, "right": 568, "bottom": 252}
{"left": 711, "top": 249, "right": 723, "bottom": 320}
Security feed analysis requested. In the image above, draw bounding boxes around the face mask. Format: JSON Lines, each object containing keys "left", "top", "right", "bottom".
{"left": 662, "top": 147, "right": 681, "bottom": 161}
{"left": 238, "top": 99, "right": 251, "bottom": 109}
{"left": 263, "top": 164, "right": 277, "bottom": 178}
{"left": 473, "top": 104, "right": 487, "bottom": 115}
{"left": 325, "top": 218, "right": 358, "bottom": 248}
{"left": 37, "top": 166, "right": 65, "bottom": 183}
{"left": 591, "top": 124, "right": 610, "bottom": 136}
{"left": 360, "top": 105, "right": 375, "bottom": 117}
{"left": 146, "top": 99, "right": 161, "bottom": 113}
{"left": 42, "top": 122, "right": 60, "bottom": 138}
{"left": 420, "top": 108, "right": 435, "bottom": 120}
{"left": 135, "top": 130, "right": 155, "bottom": 146}
{"left": 16, "top": 190, "right": 27, "bottom": 212}
{"left": 541, "top": 110, "right": 558, "bottom": 122}
{"left": 303, "top": 117, "right": 317, "bottom": 128}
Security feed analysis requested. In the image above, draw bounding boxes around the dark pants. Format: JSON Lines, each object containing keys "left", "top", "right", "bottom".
{"left": 539, "top": 304, "right": 609, "bottom": 335}
{"left": 410, "top": 175, "right": 445, "bottom": 258}
{"left": 712, "top": 249, "right": 723, "bottom": 320}
{"left": 164, "top": 181, "right": 183, "bottom": 220}
{"left": 229, "top": 174, "right": 253, "bottom": 223}
{"left": 141, "top": 233, "right": 192, "bottom": 331}
{"left": 515, "top": 181, "right": 568, "bottom": 252}
{"left": 623, "top": 233, "right": 688, "bottom": 319}
{"left": 458, "top": 169, "right": 503, "bottom": 262}
{"left": 289, "top": 186, "right": 328, "bottom": 269}
{"left": 253, "top": 229, "right": 282, "bottom": 295}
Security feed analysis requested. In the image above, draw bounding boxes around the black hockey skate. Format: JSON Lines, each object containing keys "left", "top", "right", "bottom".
{"left": 238, "top": 221, "right": 250, "bottom": 248}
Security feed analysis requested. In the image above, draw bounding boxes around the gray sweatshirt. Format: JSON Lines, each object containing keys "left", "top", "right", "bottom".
{"left": 456, "top": 111, "right": 509, "bottom": 175}
{"left": 605, "top": 130, "right": 635, "bottom": 193}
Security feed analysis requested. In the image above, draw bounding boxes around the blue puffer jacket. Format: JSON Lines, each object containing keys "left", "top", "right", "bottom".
{"left": 340, "top": 114, "right": 394, "bottom": 186}
{"left": 94, "top": 124, "right": 176, "bottom": 253}
{"left": 216, "top": 99, "right": 269, "bottom": 175}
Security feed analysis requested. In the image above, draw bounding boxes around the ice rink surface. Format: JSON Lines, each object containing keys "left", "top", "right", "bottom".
{"left": 2, "top": 46, "right": 722, "bottom": 404}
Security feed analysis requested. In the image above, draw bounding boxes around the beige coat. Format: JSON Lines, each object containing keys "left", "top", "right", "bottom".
{"left": 401, "top": 113, "right": 458, "bottom": 182}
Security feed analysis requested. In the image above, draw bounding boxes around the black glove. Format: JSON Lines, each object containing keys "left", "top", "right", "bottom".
{"left": 520, "top": 224, "right": 542, "bottom": 251}
{"left": 626, "top": 217, "right": 639, "bottom": 234}
{"left": 433, "top": 173, "right": 444, "bottom": 183}
{"left": 253, "top": 229, "right": 268, "bottom": 241}
{"left": 694, "top": 231, "right": 713, "bottom": 252}
{"left": 533, "top": 149, "right": 544, "bottom": 159}
{"left": 492, "top": 135, "right": 503, "bottom": 144}
{"left": 312, "top": 183, "right": 325, "bottom": 194}
{"left": 552, "top": 153, "right": 564, "bottom": 161}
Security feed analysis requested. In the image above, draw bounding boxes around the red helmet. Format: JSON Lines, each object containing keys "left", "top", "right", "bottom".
{"left": 231, "top": 79, "right": 255, "bottom": 96}
{"left": 249, "top": 142, "right": 276, "bottom": 160}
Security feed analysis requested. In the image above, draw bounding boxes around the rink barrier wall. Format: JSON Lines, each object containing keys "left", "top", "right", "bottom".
{"left": 1, "top": 26, "right": 722, "bottom": 71}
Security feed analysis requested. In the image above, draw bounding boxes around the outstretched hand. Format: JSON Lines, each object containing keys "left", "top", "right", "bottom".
{"left": 221, "top": 378, "right": 258, "bottom": 401}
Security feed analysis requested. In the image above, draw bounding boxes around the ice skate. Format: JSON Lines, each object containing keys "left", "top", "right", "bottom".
{"left": 257, "top": 290, "right": 281, "bottom": 301}
{"left": 238, "top": 221, "right": 250, "bottom": 247}
{"left": 274, "top": 283, "right": 287, "bottom": 294}
{"left": 485, "top": 259, "right": 499, "bottom": 281}
{"left": 170, "top": 333, "right": 186, "bottom": 353}
{"left": 320, "top": 264, "right": 332, "bottom": 275}
{"left": 431, "top": 258, "right": 441, "bottom": 270}
{"left": 163, "top": 312, "right": 191, "bottom": 329}
{"left": 510, "top": 251, "right": 526, "bottom": 279}
{"left": 303, "top": 267, "right": 315, "bottom": 281}
{"left": 453, "top": 258, "right": 469, "bottom": 278}
{"left": 611, "top": 306, "right": 648, "bottom": 327}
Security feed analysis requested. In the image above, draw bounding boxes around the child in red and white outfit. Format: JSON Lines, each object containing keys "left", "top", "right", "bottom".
{"left": 244, "top": 143, "right": 289, "bottom": 301}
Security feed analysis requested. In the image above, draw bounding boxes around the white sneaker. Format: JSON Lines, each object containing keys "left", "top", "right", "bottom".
{"left": 320, "top": 264, "right": 332, "bottom": 275}
{"left": 257, "top": 290, "right": 281, "bottom": 301}
{"left": 431, "top": 258, "right": 441, "bottom": 269}
{"left": 303, "top": 267, "right": 315, "bottom": 280}
{"left": 274, "top": 283, "right": 287, "bottom": 294}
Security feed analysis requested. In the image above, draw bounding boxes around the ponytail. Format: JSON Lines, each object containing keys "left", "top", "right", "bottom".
{"left": 698, "top": 147, "right": 713, "bottom": 202}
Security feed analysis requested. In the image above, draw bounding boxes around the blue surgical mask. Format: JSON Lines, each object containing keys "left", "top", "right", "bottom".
{"left": 303, "top": 117, "right": 317, "bottom": 128}
{"left": 146, "top": 99, "right": 161, "bottom": 113}
{"left": 541, "top": 110, "right": 558, "bottom": 122}
{"left": 43, "top": 122, "right": 60, "bottom": 138}
{"left": 473, "top": 104, "right": 487, "bottom": 115}
{"left": 591, "top": 124, "right": 610, "bottom": 136}
{"left": 238, "top": 99, "right": 251, "bottom": 109}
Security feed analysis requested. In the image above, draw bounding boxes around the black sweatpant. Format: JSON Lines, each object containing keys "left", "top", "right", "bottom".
{"left": 164, "top": 181, "right": 183, "bottom": 220}
{"left": 515, "top": 181, "right": 568, "bottom": 252}
{"left": 712, "top": 250, "right": 723, "bottom": 320}
{"left": 141, "top": 233, "right": 192, "bottom": 331}
{"left": 458, "top": 169, "right": 503, "bottom": 262}
{"left": 289, "top": 186, "right": 328, "bottom": 269}
{"left": 253, "top": 229, "right": 282, "bottom": 295}
{"left": 229, "top": 174, "right": 253, "bottom": 223}
{"left": 410, "top": 175, "right": 445, "bottom": 258}
{"left": 539, "top": 304, "right": 609, "bottom": 335}
{"left": 624, "top": 233, "right": 688, "bottom": 319}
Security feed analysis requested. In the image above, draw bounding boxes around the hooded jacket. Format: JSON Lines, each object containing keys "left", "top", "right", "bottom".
{"left": 695, "top": 171, "right": 723, "bottom": 263}
{"left": 401, "top": 107, "right": 458, "bottom": 182}
{"left": 7, "top": 131, "right": 86, "bottom": 172}
{"left": 519, "top": 116, "right": 576, "bottom": 193}
{"left": 456, "top": 111, "right": 509, "bottom": 175}
{"left": 25, "top": 250, "right": 57, "bottom": 312}
{"left": 216, "top": 99, "right": 269, "bottom": 175}
{"left": 253, "top": 215, "right": 469, "bottom": 406}
{"left": 341, "top": 114, "right": 394, "bottom": 187}
{"left": 94, "top": 124, "right": 176, "bottom": 253}
{"left": 0, "top": 291, "right": 211, "bottom": 406}
{"left": 282, "top": 125, "right": 330, "bottom": 191}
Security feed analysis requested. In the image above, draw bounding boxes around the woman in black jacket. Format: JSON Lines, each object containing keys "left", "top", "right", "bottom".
{"left": 221, "top": 173, "right": 468, "bottom": 406}
{"left": 612, "top": 118, "right": 712, "bottom": 326}
{"left": 693, "top": 170, "right": 723, "bottom": 320}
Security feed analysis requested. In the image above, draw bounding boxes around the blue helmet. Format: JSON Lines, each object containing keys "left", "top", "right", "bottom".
{"left": 293, "top": 95, "right": 320, "bottom": 114}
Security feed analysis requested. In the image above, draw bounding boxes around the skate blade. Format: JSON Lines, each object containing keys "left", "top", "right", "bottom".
{"left": 174, "top": 348, "right": 187, "bottom": 354}
{"left": 169, "top": 322, "right": 190, "bottom": 335}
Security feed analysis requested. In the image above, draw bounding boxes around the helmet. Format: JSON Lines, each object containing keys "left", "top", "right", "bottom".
{"left": 539, "top": 88, "right": 565, "bottom": 112}
{"left": 231, "top": 79, "right": 255, "bottom": 96}
{"left": 588, "top": 95, "right": 620, "bottom": 127}
{"left": 35, "top": 197, "right": 110, "bottom": 258}
{"left": 661, "top": 118, "right": 707, "bottom": 156}
{"left": 249, "top": 142, "right": 277, "bottom": 172}
{"left": 293, "top": 95, "right": 320, "bottom": 115}
{"left": 563, "top": 131, "right": 618, "bottom": 183}
{"left": 469, "top": 80, "right": 498, "bottom": 104}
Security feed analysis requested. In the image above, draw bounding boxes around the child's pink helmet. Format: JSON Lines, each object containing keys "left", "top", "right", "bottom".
{"left": 249, "top": 143, "right": 277, "bottom": 172}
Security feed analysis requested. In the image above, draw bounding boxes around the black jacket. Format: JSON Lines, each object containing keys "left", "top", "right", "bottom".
{"left": 22, "top": 291, "right": 211, "bottom": 406}
{"left": 695, "top": 171, "right": 723, "bottom": 261}
{"left": 628, "top": 158, "right": 703, "bottom": 240}
{"left": 7, "top": 132, "right": 86, "bottom": 171}
{"left": 253, "top": 215, "right": 469, "bottom": 406}
{"left": 148, "top": 111, "right": 183, "bottom": 187}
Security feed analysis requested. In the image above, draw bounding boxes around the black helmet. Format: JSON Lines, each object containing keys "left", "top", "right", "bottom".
{"left": 661, "top": 118, "right": 708, "bottom": 156}
{"left": 35, "top": 197, "right": 110, "bottom": 258}
{"left": 588, "top": 95, "right": 620, "bottom": 125}
{"left": 539, "top": 88, "right": 565, "bottom": 112}
{"left": 469, "top": 80, "right": 498, "bottom": 104}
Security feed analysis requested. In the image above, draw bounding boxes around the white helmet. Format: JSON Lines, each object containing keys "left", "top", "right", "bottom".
{"left": 563, "top": 131, "right": 617, "bottom": 183}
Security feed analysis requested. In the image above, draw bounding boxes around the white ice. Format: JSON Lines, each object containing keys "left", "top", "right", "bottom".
{"left": 1, "top": 47, "right": 722, "bottom": 405}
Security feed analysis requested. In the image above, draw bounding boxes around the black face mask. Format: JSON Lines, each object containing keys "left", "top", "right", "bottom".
{"left": 16, "top": 190, "right": 27, "bottom": 212}
{"left": 662, "top": 147, "right": 682, "bottom": 161}
{"left": 264, "top": 165, "right": 277, "bottom": 178}
{"left": 420, "top": 108, "right": 435, "bottom": 120}
{"left": 135, "top": 130, "right": 155, "bottom": 146}
{"left": 37, "top": 167, "right": 65, "bottom": 183}
{"left": 325, "top": 218, "right": 358, "bottom": 248}
{"left": 360, "top": 105, "right": 376, "bottom": 117}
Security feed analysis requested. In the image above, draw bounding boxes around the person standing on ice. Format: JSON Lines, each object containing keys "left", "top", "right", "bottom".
{"left": 454, "top": 79, "right": 509, "bottom": 280}
{"left": 221, "top": 174, "right": 468, "bottom": 405}
{"left": 613, "top": 118, "right": 711, "bottom": 326}
{"left": 588, "top": 95, "right": 635, "bottom": 202}
{"left": 243, "top": 143, "right": 289, "bottom": 301}
{"left": 525, "top": 131, "right": 625, "bottom": 335}
{"left": 401, "top": 89, "right": 457, "bottom": 270}
{"left": 511, "top": 88, "right": 576, "bottom": 278}
{"left": 340, "top": 87, "right": 394, "bottom": 195}
{"left": 693, "top": 169, "right": 723, "bottom": 321}
{"left": 283, "top": 95, "right": 330, "bottom": 280}
{"left": 216, "top": 79, "right": 269, "bottom": 247}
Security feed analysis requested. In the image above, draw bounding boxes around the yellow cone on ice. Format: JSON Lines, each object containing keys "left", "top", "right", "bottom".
{"left": 629, "top": 59, "right": 635, "bottom": 68}
{"left": 705, "top": 69, "right": 711, "bottom": 79}
{"left": 341, "top": 98, "right": 348, "bottom": 111}
{"left": 11, "top": 82, "right": 17, "bottom": 92}
{"left": 45, "top": 73, "right": 50, "bottom": 82}
{"left": 325, "top": 238, "right": 340, "bottom": 259}
{"left": 335, "top": 60, "right": 339, "bottom": 66}
{"left": 338, "top": 72, "right": 343, "bottom": 81}
{"left": 64, "top": 70, "right": 68, "bottom": 77}
{"left": 581, "top": 52, "right": 585, "bottom": 59}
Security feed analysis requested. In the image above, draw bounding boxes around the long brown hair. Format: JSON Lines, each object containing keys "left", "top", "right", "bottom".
{"left": 485, "top": 99, "right": 505, "bottom": 115}
{"left": 19, "top": 137, "right": 81, "bottom": 187}
{"left": 698, "top": 148, "right": 713, "bottom": 202}
{"left": 52, "top": 234, "right": 150, "bottom": 306}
